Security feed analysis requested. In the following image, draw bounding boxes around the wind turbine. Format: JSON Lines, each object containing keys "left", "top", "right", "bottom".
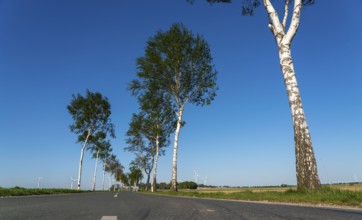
{"left": 70, "top": 177, "right": 77, "bottom": 189}
{"left": 37, "top": 177, "right": 43, "bottom": 189}
{"left": 353, "top": 175, "right": 358, "bottom": 182}
{"left": 194, "top": 170, "right": 200, "bottom": 184}
{"left": 200, "top": 176, "right": 208, "bottom": 186}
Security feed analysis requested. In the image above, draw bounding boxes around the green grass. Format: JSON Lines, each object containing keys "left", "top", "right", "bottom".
{"left": 149, "top": 187, "right": 362, "bottom": 208}
{"left": 0, "top": 187, "right": 91, "bottom": 197}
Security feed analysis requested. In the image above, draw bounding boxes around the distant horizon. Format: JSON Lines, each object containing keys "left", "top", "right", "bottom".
{"left": 4, "top": 181, "right": 362, "bottom": 190}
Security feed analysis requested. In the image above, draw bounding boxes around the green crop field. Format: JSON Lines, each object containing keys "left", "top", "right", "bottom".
{"left": 151, "top": 185, "right": 362, "bottom": 208}
{"left": 0, "top": 187, "right": 91, "bottom": 197}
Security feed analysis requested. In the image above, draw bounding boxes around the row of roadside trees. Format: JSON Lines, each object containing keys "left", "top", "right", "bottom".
{"left": 67, "top": 91, "right": 123, "bottom": 190}
{"left": 68, "top": 0, "right": 322, "bottom": 192}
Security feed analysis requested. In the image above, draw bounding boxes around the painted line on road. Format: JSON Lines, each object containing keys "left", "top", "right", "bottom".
{"left": 101, "top": 216, "right": 117, "bottom": 220}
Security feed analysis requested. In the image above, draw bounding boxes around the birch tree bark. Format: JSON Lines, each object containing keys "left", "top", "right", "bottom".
{"left": 152, "top": 135, "right": 160, "bottom": 192}
{"left": 102, "top": 160, "right": 106, "bottom": 191}
{"left": 145, "top": 171, "right": 151, "bottom": 191}
{"left": 77, "top": 129, "right": 91, "bottom": 190}
{"left": 171, "top": 108, "right": 184, "bottom": 191}
{"left": 263, "top": 0, "right": 321, "bottom": 190}
{"left": 92, "top": 150, "right": 100, "bottom": 191}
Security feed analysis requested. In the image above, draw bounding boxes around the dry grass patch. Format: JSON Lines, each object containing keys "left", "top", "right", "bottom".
{"left": 330, "top": 184, "right": 362, "bottom": 192}
{"left": 194, "top": 187, "right": 293, "bottom": 194}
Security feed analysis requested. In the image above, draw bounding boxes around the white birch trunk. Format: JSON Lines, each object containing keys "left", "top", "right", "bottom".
{"left": 278, "top": 44, "right": 321, "bottom": 190}
{"left": 145, "top": 171, "right": 151, "bottom": 191}
{"left": 77, "top": 129, "right": 91, "bottom": 190}
{"left": 109, "top": 176, "right": 112, "bottom": 191}
{"left": 171, "top": 108, "right": 184, "bottom": 191}
{"left": 263, "top": 0, "right": 321, "bottom": 190}
{"left": 102, "top": 160, "right": 106, "bottom": 191}
{"left": 92, "top": 150, "right": 100, "bottom": 191}
{"left": 151, "top": 134, "right": 160, "bottom": 192}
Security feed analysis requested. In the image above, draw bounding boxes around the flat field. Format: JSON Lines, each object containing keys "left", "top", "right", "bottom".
{"left": 157, "top": 185, "right": 362, "bottom": 208}
{"left": 191, "top": 184, "right": 362, "bottom": 193}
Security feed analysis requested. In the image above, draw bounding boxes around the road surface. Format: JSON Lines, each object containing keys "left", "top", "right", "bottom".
{"left": 0, "top": 192, "right": 361, "bottom": 219}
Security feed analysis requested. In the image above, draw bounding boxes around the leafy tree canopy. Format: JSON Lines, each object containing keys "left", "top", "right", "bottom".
{"left": 131, "top": 23, "right": 218, "bottom": 109}
{"left": 67, "top": 90, "right": 115, "bottom": 142}
{"left": 188, "top": 0, "right": 315, "bottom": 15}
{"left": 178, "top": 181, "right": 198, "bottom": 189}
{"left": 105, "top": 154, "right": 124, "bottom": 181}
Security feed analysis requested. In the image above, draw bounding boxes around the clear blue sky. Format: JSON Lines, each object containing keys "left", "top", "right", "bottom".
{"left": 1, "top": 0, "right": 361, "bottom": 189}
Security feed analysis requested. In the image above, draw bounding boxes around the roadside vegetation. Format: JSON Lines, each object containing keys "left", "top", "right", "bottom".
{"left": 147, "top": 184, "right": 362, "bottom": 208}
{"left": 0, "top": 187, "right": 91, "bottom": 197}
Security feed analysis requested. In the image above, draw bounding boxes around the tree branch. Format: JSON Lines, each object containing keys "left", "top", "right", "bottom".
{"left": 282, "top": 0, "right": 290, "bottom": 30}
{"left": 263, "top": 0, "right": 285, "bottom": 43}
{"left": 284, "top": 0, "right": 302, "bottom": 44}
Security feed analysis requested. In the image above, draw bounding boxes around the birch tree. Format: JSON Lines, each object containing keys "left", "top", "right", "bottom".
{"left": 141, "top": 92, "right": 175, "bottom": 192}
{"left": 127, "top": 86, "right": 176, "bottom": 192}
{"left": 88, "top": 137, "right": 113, "bottom": 191}
{"left": 190, "top": 0, "right": 321, "bottom": 190}
{"left": 99, "top": 141, "right": 113, "bottom": 191}
{"left": 105, "top": 154, "right": 123, "bottom": 188}
{"left": 129, "top": 166, "right": 144, "bottom": 189}
{"left": 125, "top": 110, "right": 174, "bottom": 191}
{"left": 131, "top": 23, "right": 218, "bottom": 191}
{"left": 131, "top": 155, "right": 153, "bottom": 191}
{"left": 67, "top": 90, "right": 115, "bottom": 190}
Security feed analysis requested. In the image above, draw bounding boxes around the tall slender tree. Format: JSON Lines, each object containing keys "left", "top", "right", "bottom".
{"left": 105, "top": 154, "right": 124, "bottom": 189}
{"left": 140, "top": 92, "right": 175, "bottom": 192}
{"left": 130, "top": 23, "right": 218, "bottom": 191}
{"left": 128, "top": 166, "right": 144, "bottom": 189}
{"left": 190, "top": 0, "right": 321, "bottom": 190}
{"left": 98, "top": 141, "right": 113, "bottom": 191}
{"left": 132, "top": 155, "right": 153, "bottom": 190}
{"left": 67, "top": 90, "right": 115, "bottom": 190}
{"left": 126, "top": 87, "right": 175, "bottom": 192}
{"left": 88, "top": 137, "right": 113, "bottom": 191}
{"left": 125, "top": 110, "right": 174, "bottom": 191}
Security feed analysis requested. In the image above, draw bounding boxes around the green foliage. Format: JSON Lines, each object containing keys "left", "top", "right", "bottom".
{"left": 131, "top": 23, "right": 218, "bottom": 110}
{"left": 105, "top": 154, "right": 124, "bottom": 181}
{"left": 157, "top": 182, "right": 171, "bottom": 190}
{"left": 155, "top": 187, "right": 362, "bottom": 207}
{"left": 130, "top": 23, "right": 218, "bottom": 192}
{"left": 68, "top": 90, "right": 116, "bottom": 189}
{"left": 128, "top": 166, "right": 144, "bottom": 186}
{"left": 178, "top": 181, "right": 198, "bottom": 189}
{"left": 119, "top": 172, "right": 129, "bottom": 186}
{"left": 88, "top": 137, "right": 113, "bottom": 159}
{"left": 0, "top": 188, "right": 91, "bottom": 197}
{"left": 125, "top": 110, "right": 174, "bottom": 188}
{"left": 67, "top": 90, "right": 115, "bottom": 143}
{"left": 125, "top": 112, "right": 172, "bottom": 156}
{"left": 189, "top": 0, "right": 315, "bottom": 16}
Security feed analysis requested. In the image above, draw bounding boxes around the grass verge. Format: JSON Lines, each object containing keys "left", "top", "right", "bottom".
{"left": 0, "top": 187, "right": 91, "bottom": 197}
{"left": 150, "top": 187, "right": 362, "bottom": 208}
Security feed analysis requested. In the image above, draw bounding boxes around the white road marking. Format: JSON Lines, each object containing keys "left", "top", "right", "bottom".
{"left": 114, "top": 193, "right": 118, "bottom": 198}
{"left": 101, "top": 216, "right": 117, "bottom": 220}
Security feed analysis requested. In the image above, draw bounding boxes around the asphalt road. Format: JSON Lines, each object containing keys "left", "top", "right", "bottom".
{"left": 0, "top": 192, "right": 361, "bottom": 220}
